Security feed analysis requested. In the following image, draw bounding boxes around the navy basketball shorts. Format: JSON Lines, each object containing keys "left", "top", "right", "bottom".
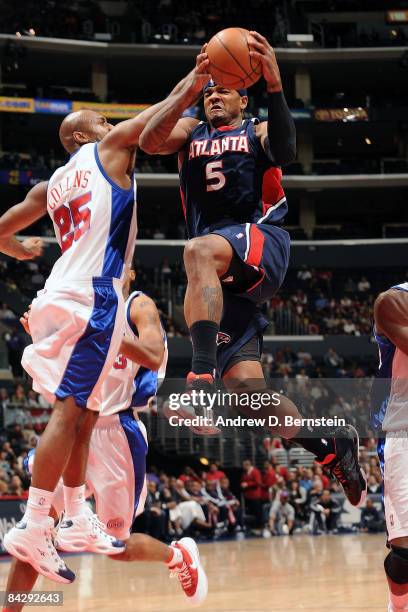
{"left": 211, "top": 223, "right": 290, "bottom": 376}
{"left": 212, "top": 222, "right": 290, "bottom": 304}
{"left": 216, "top": 291, "right": 268, "bottom": 377}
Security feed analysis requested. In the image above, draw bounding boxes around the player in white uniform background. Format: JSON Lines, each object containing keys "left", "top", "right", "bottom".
{"left": 373, "top": 283, "right": 408, "bottom": 612}
{"left": 0, "top": 56, "right": 210, "bottom": 585}
{"left": 3, "top": 268, "right": 208, "bottom": 609}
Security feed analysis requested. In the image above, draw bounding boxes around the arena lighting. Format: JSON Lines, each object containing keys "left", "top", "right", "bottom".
{"left": 199, "top": 457, "right": 209, "bottom": 466}
{"left": 287, "top": 33, "right": 314, "bottom": 48}
{"left": 365, "top": 137, "right": 372, "bottom": 145}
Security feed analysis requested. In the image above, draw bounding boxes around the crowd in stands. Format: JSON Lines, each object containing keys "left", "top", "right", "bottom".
{"left": 1, "top": 255, "right": 403, "bottom": 350}
{"left": 265, "top": 266, "right": 407, "bottom": 336}
{"left": 133, "top": 451, "right": 385, "bottom": 541}
{"left": 2, "top": 151, "right": 408, "bottom": 179}
{"left": 0, "top": 0, "right": 406, "bottom": 47}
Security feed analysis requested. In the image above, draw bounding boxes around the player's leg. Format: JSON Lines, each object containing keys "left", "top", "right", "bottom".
{"left": 383, "top": 437, "right": 408, "bottom": 611}
{"left": 3, "top": 396, "right": 81, "bottom": 584}
{"left": 54, "top": 411, "right": 125, "bottom": 555}
{"left": 222, "top": 357, "right": 366, "bottom": 506}
{"left": 183, "top": 234, "right": 232, "bottom": 377}
{"left": 2, "top": 560, "right": 39, "bottom": 612}
{"left": 87, "top": 413, "right": 208, "bottom": 605}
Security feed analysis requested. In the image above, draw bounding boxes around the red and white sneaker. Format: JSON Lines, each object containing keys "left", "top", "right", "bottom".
{"left": 55, "top": 506, "right": 125, "bottom": 555}
{"left": 169, "top": 537, "right": 208, "bottom": 606}
{"left": 4, "top": 517, "right": 75, "bottom": 584}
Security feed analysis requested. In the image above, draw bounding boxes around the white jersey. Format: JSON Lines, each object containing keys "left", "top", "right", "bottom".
{"left": 380, "top": 282, "right": 408, "bottom": 432}
{"left": 100, "top": 291, "right": 168, "bottom": 417}
{"left": 46, "top": 142, "right": 137, "bottom": 286}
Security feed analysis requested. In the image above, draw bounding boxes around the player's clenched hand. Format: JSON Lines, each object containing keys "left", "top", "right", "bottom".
{"left": 20, "top": 304, "right": 32, "bottom": 335}
{"left": 20, "top": 237, "right": 44, "bottom": 260}
{"left": 248, "top": 31, "right": 282, "bottom": 93}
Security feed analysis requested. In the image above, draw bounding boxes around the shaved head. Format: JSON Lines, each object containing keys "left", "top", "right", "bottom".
{"left": 59, "top": 110, "right": 112, "bottom": 154}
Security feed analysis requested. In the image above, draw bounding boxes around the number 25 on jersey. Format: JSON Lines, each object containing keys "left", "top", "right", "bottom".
{"left": 54, "top": 191, "right": 92, "bottom": 253}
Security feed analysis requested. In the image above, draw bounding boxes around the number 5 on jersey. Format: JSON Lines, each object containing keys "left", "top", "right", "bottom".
{"left": 54, "top": 191, "right": 92, "bottom": 253}
{"left": 206, "top": 161, "right": 226, "bottom": 192}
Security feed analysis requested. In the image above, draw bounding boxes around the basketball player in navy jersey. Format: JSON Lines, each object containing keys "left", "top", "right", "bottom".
{"left": 140, "top": 32, "right": 366, "bottom": 507}
{"left": 372, "top": 286, "right": 408, "bottom": 612}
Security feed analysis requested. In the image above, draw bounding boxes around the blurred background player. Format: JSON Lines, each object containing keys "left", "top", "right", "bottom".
{"left": 3, "top": 268, "right": 207, "bottom": 611}
{"left": 139, "top": 36, "right": 367, "bottom": 507}
{"left": 373, "top": 284, "right": 408, "bottom": 612}
{"left": 0, "top": 75, "right": 204, "bottom": 583}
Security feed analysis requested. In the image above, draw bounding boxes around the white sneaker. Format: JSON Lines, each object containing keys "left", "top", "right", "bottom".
{"left": 169, "top": 537, "right": 208, "bottom": 606}
{"left": 55, "top": 507, "right": 125, "bottom": 555}
{"left": 4, "top": 517, "right": 75, "bottom": 584}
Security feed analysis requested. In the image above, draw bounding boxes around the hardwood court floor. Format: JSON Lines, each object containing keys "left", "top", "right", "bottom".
{"left": 0, "top": 534, "right": 387, "bottom": 611}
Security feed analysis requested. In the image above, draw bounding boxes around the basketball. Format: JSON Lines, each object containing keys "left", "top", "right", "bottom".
{"left": 206, "top": 27, "right": 262, "bottom": 90}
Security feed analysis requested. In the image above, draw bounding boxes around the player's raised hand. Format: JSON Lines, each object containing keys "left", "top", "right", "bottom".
{"left": 248, "top": 31, "right": 282, "bottom": 93}
{"left": 188, "top": 44, "right": 212, "bottom": 97}
{"left": 20, "top": 237, "right": 44, "bottom": 260}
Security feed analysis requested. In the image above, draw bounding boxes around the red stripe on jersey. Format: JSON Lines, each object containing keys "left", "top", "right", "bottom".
{"left": 214, "top": 125, "right": 237, "bottom": 132}
{"left": 179, "top": 187, "right": 187, "bottom": 220}
{"left": 246, "top": 224, "right": 265, "bottom": 268}
{"left": 261, "top": 167, "right": 285, "bottom": 216}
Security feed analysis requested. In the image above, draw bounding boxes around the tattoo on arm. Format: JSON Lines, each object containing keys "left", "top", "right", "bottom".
{"left": 202, "top": 286, "right": 222, "bottom": 321}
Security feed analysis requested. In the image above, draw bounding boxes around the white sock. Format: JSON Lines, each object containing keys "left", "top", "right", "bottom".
{"left": 23, "top": 486, "right": 53, "bottom": 524}
{"left": 167, "top": 546, "right": 183, "bottom": 568}
{"left": 63, "top": 485, "right": 86, "bottom": 517}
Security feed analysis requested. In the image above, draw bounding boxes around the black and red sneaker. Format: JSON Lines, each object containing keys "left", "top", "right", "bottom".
{"left": 320, "top": 425, "right": 367, "bottom": 507}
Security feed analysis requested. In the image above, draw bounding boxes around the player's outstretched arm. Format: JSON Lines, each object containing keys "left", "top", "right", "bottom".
{"left": 120, "top": 294, "right": 165, "bottom": 371}
{"left": 139, "top": 49, "right": 211, "bottom": 155}
{"left": 249, "top": 31, "right": 296, "bottom": 166}
{"left": 0, "top": 181, "right": 47, "bottom": 260}
{"left": 374, "top": 289, "right": 408, "bottom": 355}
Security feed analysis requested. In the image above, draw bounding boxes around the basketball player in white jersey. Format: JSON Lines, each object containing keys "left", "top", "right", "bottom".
{"left": 2, "top": 269, "right": 207, "bottom": 611}
{"left": 373, "top": 284, "right": 408, "bottom": 612}
{"left": 0, "top": 58, "right": 210, "bottom": 585}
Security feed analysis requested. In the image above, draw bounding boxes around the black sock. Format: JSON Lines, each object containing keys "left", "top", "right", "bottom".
{"left": 190, "top": 320, "right": 219, "bottom": 376}
{"left": 294, "top": 425, "right": 336, "bottom": 463}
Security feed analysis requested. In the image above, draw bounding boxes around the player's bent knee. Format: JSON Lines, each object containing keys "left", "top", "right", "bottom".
{"left": 183, "top": 237, "right": 214, "bottom": 267}
{"left": 385, "top": 547, "right": 408, "bottom": 593}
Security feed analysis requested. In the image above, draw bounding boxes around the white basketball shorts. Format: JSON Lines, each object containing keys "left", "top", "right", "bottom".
{"left": 86, "top": 411, "right": 148, "bottom": 539}
{"left": 22, "top": 277, "right": 125, "bottom": 411}
{"left": 384, "top": 435, "right": 408, "bottom": 541}
{"left": 44, "top": 411, "right": 148, "bottom": 541}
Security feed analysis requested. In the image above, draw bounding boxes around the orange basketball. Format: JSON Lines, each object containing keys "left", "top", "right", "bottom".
{"left": 206, "top": 27, "right": 262, "bottom": 90}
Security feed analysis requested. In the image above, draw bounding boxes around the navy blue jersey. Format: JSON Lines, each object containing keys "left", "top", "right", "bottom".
{"left": 179, "top": 119, "right": 287, "bottom": 239}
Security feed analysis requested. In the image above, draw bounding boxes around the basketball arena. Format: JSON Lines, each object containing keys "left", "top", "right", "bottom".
{"left": 0, "top": 1, "right": 407, "bottom": 610}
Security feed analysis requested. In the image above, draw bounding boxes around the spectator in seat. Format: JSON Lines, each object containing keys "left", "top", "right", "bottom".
{"left": 206, "top": 462, "right": 226, "bottom": 483}
{"left": 138, "top": 480, "right": 167, "bottom": 540}
{"left": 360, "top": 498, "right": 383, "bottom": 533}
{"left": 11, "top": 384, "right": 26, "bottom": 406}
{"left": 268, "top": 491, "right": 295, "bottom": 536}
{"left": 9, "top": 474, "right": 25, "bottom": 497}
{"left": 261, "top": 460, "right": 277, "bottom": 503}
{"left": 367, "top": 475, "right": 381, "bottom": 494}
{"left": 218, "top": 476, "right": 241, "bottom": 531}
{"left": 178, "top": 465, "right": 201, "bottom": 484}
{"left": 241, "top": 459, "right": 262, "bottom": 527}
{"left": 288, "top": 480, "right": 308, "bottom": 522}
{"left": 309, "top": 490, "right": 341, "bottom": 534}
